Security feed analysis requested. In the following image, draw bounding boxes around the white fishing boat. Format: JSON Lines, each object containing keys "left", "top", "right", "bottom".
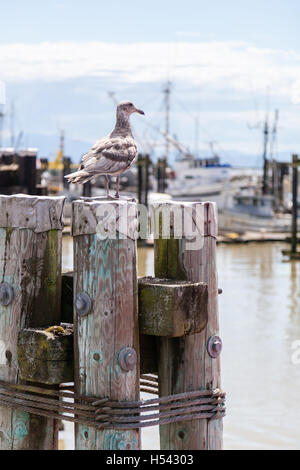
{"left": 168, "top": 155, "right": 232, "bottom": 206}
{"left": 219, "top": 192, "right": 292, "bottom": 233}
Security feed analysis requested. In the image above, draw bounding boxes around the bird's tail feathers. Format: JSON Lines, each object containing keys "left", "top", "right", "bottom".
{"left": 64, "top": 170, "right": 93, "bottom": 185}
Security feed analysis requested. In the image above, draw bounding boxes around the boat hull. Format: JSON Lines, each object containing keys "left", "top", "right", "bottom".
{"left": 218, "top": 210, "right": 294, "bottom": 233}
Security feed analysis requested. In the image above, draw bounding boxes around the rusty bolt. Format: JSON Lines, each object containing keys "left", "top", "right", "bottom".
{"left": 0, "top": 283, "right": 14, "bottom": 306}
{"left": 118, "top": 347, "right": 137, "bottom": 372}
{"left": 207, "top": 335, "right": 222, "bottom": 358}
{"left": 75, "top": 292, "right": 92, "bottom": 316}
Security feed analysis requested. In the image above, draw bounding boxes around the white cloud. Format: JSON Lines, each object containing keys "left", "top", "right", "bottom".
{"left": 0, "top": 40, "right": 300, "bottom": 103}
{"left": 1, "top": 40, "right": 300, "bottom": 157}
{"left": 0, "top": 80, "right": 5, "bottom": 105}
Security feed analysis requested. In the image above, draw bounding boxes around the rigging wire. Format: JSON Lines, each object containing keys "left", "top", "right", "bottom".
{"left": 171, "top": 91, "right": 232, "bottom": 161}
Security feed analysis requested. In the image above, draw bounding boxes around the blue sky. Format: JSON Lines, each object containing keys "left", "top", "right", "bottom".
{"left": 1, "top": 0, "right": 300, "bottom": 165}
{"left": 2, "top": 0, "right": 300, "bottom": 48}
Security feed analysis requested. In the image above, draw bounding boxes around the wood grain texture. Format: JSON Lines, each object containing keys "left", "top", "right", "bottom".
{"left": 73, "top": 200, "right": 140, "bottom": 450}
{"left": 138, "top": 277, "right": 208, "bottom": 337}
{"left": 153, "top": 201, "right": 222, "bottom": 450}
{"left": 0, "top": 196, "right": 64, "bottom": 450}
{"left": 16, "top": 329, "right": 158, "bottom": 383}
{"left": 60, "top": 272, "right": 158, "bottom": 376}
{"left": 0, "top": 194, "right": 65, "bottom": 233}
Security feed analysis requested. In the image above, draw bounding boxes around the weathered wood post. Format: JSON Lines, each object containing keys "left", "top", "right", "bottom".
{"left": 72, "top": 198, "right": 140, "bottom": 450}
{"left": 63, "top": 157, "right": 71, "bottom": 189}
{"left": 137, "top": 154, "right": 143, "bottom": 204}
{"left": 152, "top": 201, "right": 223, "bottom": 450}
{"left": 291, "top": 154, "right": 299, "bottom": 255}
{"left": 0, "top": 194, "right": 65, "bottom": 450}
{"left": 18, "top": 150, "right": 37, "bottom": 195}
{"left": 82, "top": 181, "right": 92, "bottom": 198}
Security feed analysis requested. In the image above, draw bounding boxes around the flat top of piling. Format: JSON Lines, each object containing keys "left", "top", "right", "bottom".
{"left": 0, "top": 194, "right": 65, "bottom": 232}
{"left": 72, "top": 197, "right": 138, "bottom": 238}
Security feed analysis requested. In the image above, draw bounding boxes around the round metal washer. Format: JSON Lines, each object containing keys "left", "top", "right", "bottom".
{"left": 0, "top": 283, "right": 14, "bottom": 306}
{"left": 75, "top": 292, "right": 92, "bottom": 316}
{"left": 118, "top": 347, "right": 137, "bottom": 372}
{"left": 207, "top": 335, "right": 222, "bottom": 358}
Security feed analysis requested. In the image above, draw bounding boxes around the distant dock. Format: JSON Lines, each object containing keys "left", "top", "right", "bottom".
{"left": 217, "top": 231, "right": 298, "bottom": 244}
{"left": 63, "top": 220, "right": 296, "bottom": 245}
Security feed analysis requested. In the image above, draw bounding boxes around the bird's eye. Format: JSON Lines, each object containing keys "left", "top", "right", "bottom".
{"left": 129, "top": 103, "right": 133, "bottom": 107}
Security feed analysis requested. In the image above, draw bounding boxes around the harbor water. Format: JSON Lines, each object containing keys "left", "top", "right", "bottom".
{"left": 62, "top": 238, "right": 300, "bottom": 450}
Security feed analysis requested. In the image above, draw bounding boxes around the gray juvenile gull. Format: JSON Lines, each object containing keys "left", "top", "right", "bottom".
{"left": 65, "top": 101, "right": 144, "bottom": 198}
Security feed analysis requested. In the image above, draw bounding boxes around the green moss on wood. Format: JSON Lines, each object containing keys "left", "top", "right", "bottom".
{"left": 18, "top": 327, "right": 73, "bottom": 384}
{"left": 167, "top": 238, "right": 187, "bottom": 281}
{"left": 5, "top": 226, "right": 13, "bottom": 244}
{"left": 155, "top": 237, "right": 187, "bottom": 281}
{"left": 44, "top": 229, "right": 60, "bottom": 298}
{"left": 154, "top": 238, "right": 168, "bottom": 278}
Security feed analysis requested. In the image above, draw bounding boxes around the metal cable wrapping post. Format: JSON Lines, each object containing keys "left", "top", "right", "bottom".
{"left": 0, "top": 381, "right": 225, "bottom": 430}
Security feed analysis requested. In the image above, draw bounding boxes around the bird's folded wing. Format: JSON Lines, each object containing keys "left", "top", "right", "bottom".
{"left": 80, "top": 136, "right": 137, "bottom": 174}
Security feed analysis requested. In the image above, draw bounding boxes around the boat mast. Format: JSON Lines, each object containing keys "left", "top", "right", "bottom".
{"left": 195, "top": 116, "right": 199, "bottom": 158}
{"left": 262, "top": 114, "right": 269, "bottom": 195}
{"left": 163, "top": 81, "right": 171, "bottom": 165}
{"left": 269, "top": 109, "right": 278, "bottom": 161}
{"left": 0, "top": 103, "right": 5, "bottom": 149}
{"left": 158, "top": 81, "right": 171, "bottom": 193}
{"left": 269, "top": 109, "right": 279, "bottom": 204}
{"left": 10, "top": 101, "right": 15, "bottom": 148}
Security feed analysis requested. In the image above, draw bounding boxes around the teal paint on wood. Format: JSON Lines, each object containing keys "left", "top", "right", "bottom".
{"left": 13, "top": 411, "right": 30, "bottom": 440}
{"left": 73, "top": 200, "right": 140, "bottom": 450}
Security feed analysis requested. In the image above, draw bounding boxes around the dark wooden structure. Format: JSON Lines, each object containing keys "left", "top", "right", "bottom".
{"left": 0, "top": 149, "right": 47, "bottom": 195}
{"left": 282, "top": 154, "right": 300, "bottom": 260}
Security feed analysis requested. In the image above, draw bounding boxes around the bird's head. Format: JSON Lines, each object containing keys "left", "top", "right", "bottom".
{"left": 117, "top": 101, "right": 145, "bottom": 118}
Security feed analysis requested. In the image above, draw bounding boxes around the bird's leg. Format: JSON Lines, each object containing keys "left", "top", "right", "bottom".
{"left": 105, "top": 175, "right": 110, "bottom": 198}
{"left": 103, "top": 175, "right": 119, "bottom": 200}
{"left": 115, "top": 176, "right": 120, "bottom": 198}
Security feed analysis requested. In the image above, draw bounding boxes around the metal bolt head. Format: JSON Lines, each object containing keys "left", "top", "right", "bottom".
{"left": 0, "top": 283, "right": 14, "bottom": 306}
{"left": 75, "top": 292, "right": 92, "bottom": 316}
{"left": 207, "top": 335, "right": 222, "bottom": 358}
{"left": 118, "top": 347, "right": 137, "bottom": 372}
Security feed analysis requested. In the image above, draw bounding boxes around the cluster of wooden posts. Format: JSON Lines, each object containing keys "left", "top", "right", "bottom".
{"left": 0, "top": 194, "right": 223, "bottom": 450}
{"left": 0, "top": 149, "right": 48, "bottom": 196}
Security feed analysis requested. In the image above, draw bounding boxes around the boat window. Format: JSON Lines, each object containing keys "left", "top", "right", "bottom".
{"left": 184, "top": 175, "right": 194, "bottom": 179}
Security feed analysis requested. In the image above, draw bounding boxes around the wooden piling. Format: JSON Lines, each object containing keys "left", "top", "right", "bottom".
{"left": 63, "top": 157, "right": 71, "bottom": 189}
{"left": 282, "top": 155, "right": 300, "bottom": 259}
{"left": 153, "top": 201, "right": 222, "bottom": 450}
{"left": 291, "top": 154, "right": 299, "bottom": 255}
{"left": 18, "top": 150, "right": 37, "bottom": 195}
{"left": 0, "top": 194, "right": 65, "bottom": 450}
{"left": 72, "top": 199, "right": 140, "bottom": 450}
{"left": 82, "top": 181, "right": 92, "bottom": 198}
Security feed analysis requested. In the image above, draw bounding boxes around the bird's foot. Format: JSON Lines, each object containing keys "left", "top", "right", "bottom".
{"left": 80, "top": 194, "right": 136, "bottom": 202}
{"left": 104, "top": 193, "right": 118, "bottom": 200}
{"left": 109, "top": 194, "right": 136, "bottom": 202}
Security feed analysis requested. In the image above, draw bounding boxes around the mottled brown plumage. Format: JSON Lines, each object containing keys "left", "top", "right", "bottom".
{"left": 65, "top": 101, "right": 144, "bottom": 197}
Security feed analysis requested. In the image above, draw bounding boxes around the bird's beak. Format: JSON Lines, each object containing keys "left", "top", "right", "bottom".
{"left": 134, "top": 108, "right": 145, "bottom": 115}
